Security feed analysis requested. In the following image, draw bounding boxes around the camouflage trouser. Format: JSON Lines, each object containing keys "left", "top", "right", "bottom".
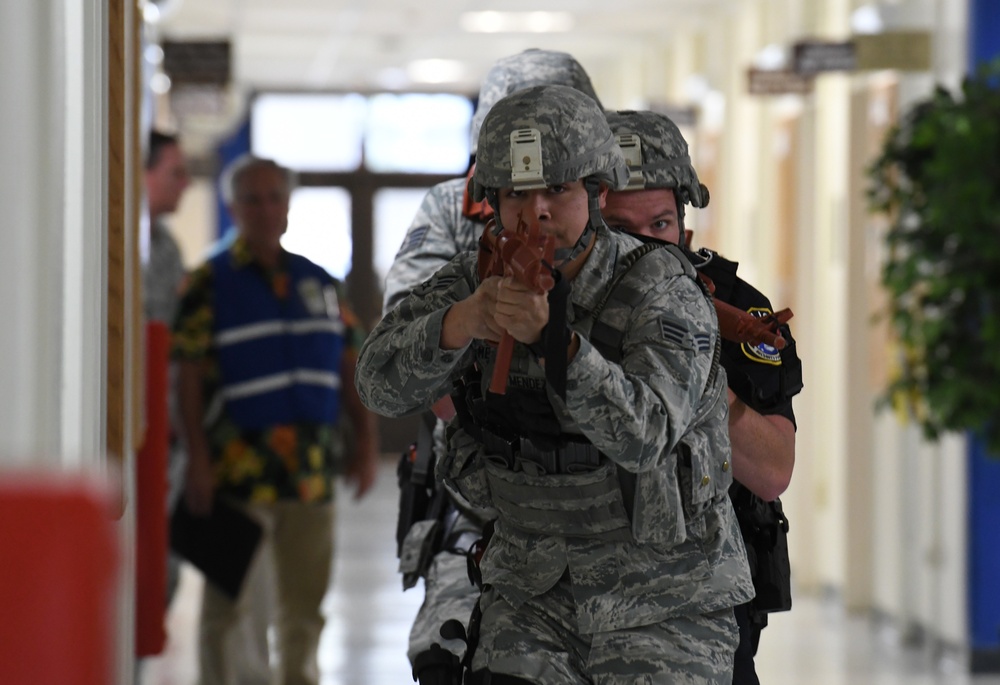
{"left": 471, "top": 584, "right": 738, "bottom": 684}
{"left": 407, "top": 546, "right": 483, "bottom": 663}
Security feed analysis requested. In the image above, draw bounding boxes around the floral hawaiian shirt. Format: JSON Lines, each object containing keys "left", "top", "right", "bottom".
{"left": 172, "top": 237, "right": 365, "bottom": 504}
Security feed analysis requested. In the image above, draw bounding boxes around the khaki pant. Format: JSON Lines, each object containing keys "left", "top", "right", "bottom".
{"left": 198, "top": 500, "right": 334, "bottom": 685}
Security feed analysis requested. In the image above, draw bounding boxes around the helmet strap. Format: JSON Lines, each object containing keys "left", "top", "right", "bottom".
{"left": 676, "top": 200, "right": 687, "bottom": 248}
{"left": 554, "top": 176, "right": 602, "bottom": 264}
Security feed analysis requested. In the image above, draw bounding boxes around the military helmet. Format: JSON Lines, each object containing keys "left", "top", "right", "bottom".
{"left": 472, "top": 85, "right": 628, "bottom": 201}
{"left": 469, "top": 49, "right": 602, "bottom": 153}
{"left": 605, "top": 109, "right": 709, "bottom": 208}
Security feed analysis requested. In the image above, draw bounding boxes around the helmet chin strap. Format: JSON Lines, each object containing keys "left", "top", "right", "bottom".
{"left": 486, "top": 180, "right": 601, "bottom": 267}
{"left": 676, "top": 200, "right": 687, "bottom": 248}
{"left": 553, "top": 177, "right": 602, "bottom": 265}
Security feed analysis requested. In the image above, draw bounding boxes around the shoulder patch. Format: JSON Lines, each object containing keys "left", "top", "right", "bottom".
{"left": 659, "top": 316, "right": 688, "bottom": 347}
{"left": 413, "top": 271, "right": 460, "bottom": 297}
{"left": 659, "top": 316, "right": 712, "bottom": 352}
{"left": 397, "top": 225, "right": 430, "bottom": 256}
{"left": 740, "top": 307, "right": 783, "bottom": 365}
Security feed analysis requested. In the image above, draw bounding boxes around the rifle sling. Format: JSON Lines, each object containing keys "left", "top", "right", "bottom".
{"left": 542, "top": 271, "right": 571, "bottom": 399}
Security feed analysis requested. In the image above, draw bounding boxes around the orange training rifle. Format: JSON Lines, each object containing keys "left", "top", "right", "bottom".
{"left": 698, "top": 272, "right": 793, "bottom": 350}
{"left": 477, "top": 212, "right": 557, "bottom": 394}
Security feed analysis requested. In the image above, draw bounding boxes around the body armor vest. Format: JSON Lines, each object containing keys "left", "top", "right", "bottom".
{"left": 451, "top": 241, "right": 724, "bottom": 542}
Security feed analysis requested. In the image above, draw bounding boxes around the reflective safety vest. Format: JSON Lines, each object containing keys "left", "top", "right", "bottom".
{"left": 211, "top": 251, "right": 346, "bottom": 430}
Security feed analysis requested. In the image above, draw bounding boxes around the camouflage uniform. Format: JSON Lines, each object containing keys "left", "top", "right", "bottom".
{"left": 384, "top": 178, "right": 477, "bottom": 313}
{"left": 358, "top": 220, "right": 753, "bottom": 682}
{"left": 360, "top": 84, "right": 753, "bottom": 683}
{"left": 382, "top": 50, "right": 605, "bottom": 678}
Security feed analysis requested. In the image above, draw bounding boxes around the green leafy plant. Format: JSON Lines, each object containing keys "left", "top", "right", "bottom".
{"left": 867, "top": 58, "right": 1000, "bottom": 453}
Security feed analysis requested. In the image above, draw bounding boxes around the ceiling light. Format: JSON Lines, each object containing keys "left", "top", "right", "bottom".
{"left": 753, "top": 44, "right": 788, "bottom": 71}
{"left": 460, "top": 11, "right": 574, "bottom": 33}
{"left": 376, "top": 67, "right": 411, "bottom": 90}
{"left": 150, "top": 72, "right": 172, "bottom": 94}
{"left": 144, "top": 44, "right": 164, "bottom": 66}
{"left": 851, "top": 5, "right": 885, "bottom": 34}
{"left": 525, "top": 12, "right": 573, "bottom": 32}
{"left": 142, "top": 2, "right": 161, "bottom": 24}
{"left": 407, "top": 59, "right": 465, "bottom": 84}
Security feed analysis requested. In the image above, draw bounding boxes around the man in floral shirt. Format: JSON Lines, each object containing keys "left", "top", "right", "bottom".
{"left": 172, "top": 154, "right": 377, "bottom": 685}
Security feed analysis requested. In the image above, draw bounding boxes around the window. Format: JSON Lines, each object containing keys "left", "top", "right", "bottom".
{"left": 365, "top": 93, "right": 472, "bottom": 173}
{"left": 282, "top": 187, "right": 352, "bottom": 280}
{"left": 372, "top": 188, "right": 433, "bottom": 286}
{"left": 252, "top": 93, "right": 368, "bottom": 171}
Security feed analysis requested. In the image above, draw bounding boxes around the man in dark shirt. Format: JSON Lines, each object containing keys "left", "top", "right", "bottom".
{"left": 603, "top": 109, "right": 803, "bottom": 685}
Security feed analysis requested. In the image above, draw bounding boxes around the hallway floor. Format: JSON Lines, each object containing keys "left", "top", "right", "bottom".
{"left": 141, "top": 458, "right": 1000, "bottom": 685}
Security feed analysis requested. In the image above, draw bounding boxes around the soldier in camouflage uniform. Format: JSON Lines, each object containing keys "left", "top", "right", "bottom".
{"left": 602, "top": 110, "right": 802, "bottom": 685}
{"left": 384, "top": 49, "right": 604, "bottom": 684}
{"left": 382, "top": 48, "right": 601, "bottom": 312}
{"left": 357, "top": 85, "right": 753, "bottom": 684}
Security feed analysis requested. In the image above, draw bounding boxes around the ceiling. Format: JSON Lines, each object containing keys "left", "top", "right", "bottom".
{"left": 148, "top": 0, "right": 739, "bottom": 157}
{"left": 151, "top": 0, "right": 733, "bottom": 96}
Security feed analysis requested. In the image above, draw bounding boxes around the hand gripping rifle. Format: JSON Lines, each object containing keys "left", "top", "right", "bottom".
{"left": 698, "top": 272, "right": 794, "bottom": 350}
{"left": 477, "top": 212, "right": 563, "bottom": 395}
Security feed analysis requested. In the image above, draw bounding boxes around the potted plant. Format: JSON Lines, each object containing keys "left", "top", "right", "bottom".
{"left": 867, "top": 58, "right": 1000, "bottom": 453}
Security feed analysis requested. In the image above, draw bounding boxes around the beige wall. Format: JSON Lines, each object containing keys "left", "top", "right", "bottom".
{"left": 164, "top": 178, "right": 218, "bottom": 269}
{"left": 591, "top": 0, "right": 970, "bottom": 653}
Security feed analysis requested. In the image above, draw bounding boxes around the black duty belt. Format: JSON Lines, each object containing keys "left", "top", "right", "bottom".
{"left": 480, "top": 428, "right": 601, "bottom": 475}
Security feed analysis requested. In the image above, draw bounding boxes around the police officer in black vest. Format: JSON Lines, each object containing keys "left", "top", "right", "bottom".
{"left": 603, "top": 109, "right": 803, "bottom": 685}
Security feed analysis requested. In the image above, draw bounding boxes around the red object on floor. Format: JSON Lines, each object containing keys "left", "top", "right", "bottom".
{"left": 135, "top": 321, "right": 171, "bottom": 656}
{"left": 0, "top": 479, "right": 118, "bottom": 685}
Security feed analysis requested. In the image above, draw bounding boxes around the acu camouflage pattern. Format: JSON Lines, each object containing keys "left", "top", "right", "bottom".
{"left": 606, "top": 109, "right": 710, "bottom": 208}
{"left": 355, "top": 223, "right": 753, "bottom": 641}
{"left": 469, "top": 49, "right": 602, "bottom": 153}
{"left": 474, "top": 586, "right": 739, "bottom": 684}
{"left": 382, "top": 178, "right": 481, "bottom": 312}
{"left": 384, "top": 51, "right": 613, "bottom": 675}
{"left": 406, "top": 511, "right": 484, "bottom": 663}
{"left": 472, "top": 85, "right": 629, "bottom": 201}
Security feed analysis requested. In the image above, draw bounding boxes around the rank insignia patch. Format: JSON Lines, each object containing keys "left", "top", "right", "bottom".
{"left": 398, "top": 225, "right": 429, "bottom": 255}
{"left": 740, "top": 308, "right": 782, "bottom": 365}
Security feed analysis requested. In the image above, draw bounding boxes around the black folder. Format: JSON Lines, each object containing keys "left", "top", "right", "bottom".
{"left": 169, "top": 497, "right": 263, "bottom": 600}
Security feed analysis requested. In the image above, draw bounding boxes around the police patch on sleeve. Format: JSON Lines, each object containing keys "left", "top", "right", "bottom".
{"left": 741, "top": 307, "right": 783, "bottom": 365}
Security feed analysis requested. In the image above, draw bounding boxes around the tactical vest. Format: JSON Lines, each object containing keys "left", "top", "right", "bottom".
{"left": 212, "top": 251, "right": 346, "bottom": 430}
{"left": 450, "top": 241, "right": 730, "bottom": 544}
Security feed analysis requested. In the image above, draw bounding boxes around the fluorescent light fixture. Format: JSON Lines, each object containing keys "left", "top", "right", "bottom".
{"left": 407, "top": 59, "right": 465, "bottom": 84}
{"left": 460, "top": 11, "right": 574, "bottom": 33}
{"left": 150, "top": 72, "right": 172, "bottom": 94}
{"left": 851, "top": 4, "right": 885, "bottom": 34}
{"left": 142, "top": 2, "right": 161, "bottom": 24}
{"left": 144, "top": 43, "right": 164, "bottom": 66}
{"left": 684, "top": 74, "right": 710, "bottom": 102}
{"left": 753, "top": 43, "right": 788, "bottom": 71}
{"left": 376, "top": 67, "right": 410, "bottom": 90}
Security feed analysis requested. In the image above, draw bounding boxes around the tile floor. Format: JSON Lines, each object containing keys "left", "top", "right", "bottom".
{"left": 141, "top": 458, "right": 1000, "bottom": 685}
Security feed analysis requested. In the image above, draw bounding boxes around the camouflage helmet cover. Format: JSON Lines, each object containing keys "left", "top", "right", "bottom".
{"left": 469, "top": 49, "right": 602, "bottom": 153}
{"left": 605, "top": 109, "right": 710, "bottom": 208}
{"left": 472, "top": 84, "right": 628, "bottom": 200}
